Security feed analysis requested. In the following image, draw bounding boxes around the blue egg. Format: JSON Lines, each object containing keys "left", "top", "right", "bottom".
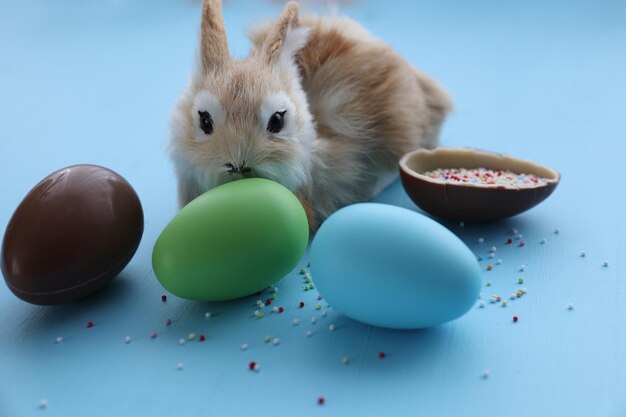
{"left": 310, "top": 203, "right": 481, "bottom": 329}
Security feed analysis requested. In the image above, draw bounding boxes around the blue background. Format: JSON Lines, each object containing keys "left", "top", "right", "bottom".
{"left": 1, "top": 0, "right": 625, "bottom": 416}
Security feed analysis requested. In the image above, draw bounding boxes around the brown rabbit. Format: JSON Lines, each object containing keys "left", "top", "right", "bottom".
{"left": 170, "top": 0, "right": 451, "bottom": 228}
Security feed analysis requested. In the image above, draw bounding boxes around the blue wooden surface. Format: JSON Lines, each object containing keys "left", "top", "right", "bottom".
{"left": 1, "top": 1, "right": 625, "bottom": 416}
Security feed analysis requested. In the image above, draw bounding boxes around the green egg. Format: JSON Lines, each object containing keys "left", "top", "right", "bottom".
{"left": 152, "top": 178, "right": 309, "bottom": 301}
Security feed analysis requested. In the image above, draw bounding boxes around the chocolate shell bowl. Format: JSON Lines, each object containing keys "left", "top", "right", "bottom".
{"left": 399, "top": 148, "right": 560, "bottom": 222}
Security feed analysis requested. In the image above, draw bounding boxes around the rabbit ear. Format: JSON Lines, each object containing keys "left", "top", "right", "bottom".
{"left": 200, "top": 0, "right": 229, "bottom": 72}
{"left": 263, "top": 2, "right": 307, "bottom": 65}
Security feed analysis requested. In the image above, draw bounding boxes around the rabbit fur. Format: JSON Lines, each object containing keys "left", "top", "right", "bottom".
{"left": 170, "top": 0, "right": 452, "bottom": 229}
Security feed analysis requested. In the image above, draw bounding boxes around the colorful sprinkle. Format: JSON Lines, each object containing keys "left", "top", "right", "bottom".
{"left": 249, "top": 361, "right": 258, "bottom": 371}
{"left": 506, "top": 238, "right": 513, "bottom": 245}
{"left": 299, "top": 268, "right": 307, "bottom": 274}
{"left": 486, "top": 264, "right": 493, "bottom": 271}
{"left": 188, "top": 333, "right": 196, "bottom": 340}
{"left": 86, "top": 321, "right": 94, "bottom": 328}
{"left": 293, "top": 318, "right": 300, "bottom": 326}
{"left": 342, "top": 357, "right": 350, "bottom": 364}
{"left": 518, "top": 278, "right": 524, "bottom": 284}
{"left": 124, "top": 336, "right": 132, "bottom": 344}
{"left": 165, "top": 318, "right": 172, "bottom": 325}
{"left": 306, "top": 330, "right": 313, "bottom": 337}
{"left": 179, "top": 338, "right": 186, "bottom": 345}
{"left": 241, "top": 343, "right": 248, "bottom": 350}
{"left": 318, "top": 396, "right": 325, "bottom": 405}
{"left": 423, "top": 168, "right": 549, "bottom": 187}
{"left": 513, "top": 315, "right": 518, "bottom": 322}
{"left": 161, "top": 295, "right": 167, "bottom": 302}
{"left": 55, "top": 336, "right": 63, "bottom": 344}
{"left": 299, "top": 301, "right": 305, "bottom": 308}
{"left": 329, "top": 324, "right": 336, "bottom": 332}
{"left": 199, "top": 335, "right": 206, "bottom": 342}
{"left": 478, "top": 237, "right": 485, "bottom": 243}
{"left": 150, "top": 331, "right": 157, "bottom": 339}
{"left": 205, "top": 312, "right": 212, "bottom": 319}
{"left": 264, "top": 335, "right": 271, "bottom": 343}
{"left": 278, "top": 307, "right": 284, "bottom": 313}
{"left": 378, "top": 352, "right": 386, "bottom": 359}
{"left": 272, "top": 338, "right": 281, "bottom": 345}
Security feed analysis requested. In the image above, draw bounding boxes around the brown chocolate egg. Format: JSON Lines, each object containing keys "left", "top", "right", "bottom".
{"left": 399, "top": 148, "right": 560, "bottom": 222}
{"left": 1, "top": 165, "right": 144, "bottom": 305}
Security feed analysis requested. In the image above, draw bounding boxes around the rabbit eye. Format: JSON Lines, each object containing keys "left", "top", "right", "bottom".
{"left": 267, "top": 110, "right": 286, "bottom": 134}
{"left": 198, "top": 111, "right": 213, "bottom": 135}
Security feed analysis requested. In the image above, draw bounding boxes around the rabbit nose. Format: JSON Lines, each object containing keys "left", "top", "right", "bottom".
{"left": 224, "top": 163, "right": 252, "bottom": 174}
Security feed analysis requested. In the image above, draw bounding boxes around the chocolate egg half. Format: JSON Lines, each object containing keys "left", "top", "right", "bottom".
{"left": 399, "top": 148, "right": 560, "bottom": 222}
{"left": 1, "top": 165, "right": 144, "bottom": 305}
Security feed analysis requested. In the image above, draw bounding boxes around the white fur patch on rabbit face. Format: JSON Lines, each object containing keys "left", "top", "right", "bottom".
{"left": 259, "top": 92, "right": 297, "bottom": 141}
{"left": 192, "top": 91, "right": 225, "bottom": 141}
